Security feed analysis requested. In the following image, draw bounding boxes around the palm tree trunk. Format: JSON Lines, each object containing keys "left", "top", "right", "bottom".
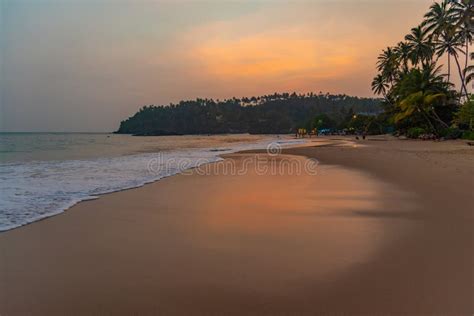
{"left": 430, "top": 109, "right": 449, "bottom": 128}
{"left": 454, "top": 54, "right": 468, "bottom": 98}
{"left": 416, "top": 105, "right": 437, "bottom": 133}
{"left": 448, "top": 54, "right": 451, "bottom": 83}
{"left": 420, "top": 110, "right": 437, "bottom": 134}
{"left": 465, "top": 39, "right": 469, "bottom": 71}
{"left": 466, "top": 40, "right": 470, "bottom": 94}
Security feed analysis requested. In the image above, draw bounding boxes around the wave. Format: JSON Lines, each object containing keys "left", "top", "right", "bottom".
{"left": 0, "top": 138, "right": 305, "bottom": 232}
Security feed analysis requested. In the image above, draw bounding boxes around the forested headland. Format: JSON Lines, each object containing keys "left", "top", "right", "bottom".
{"left": 115, "top": 93, "right": 382, "bottom": 135}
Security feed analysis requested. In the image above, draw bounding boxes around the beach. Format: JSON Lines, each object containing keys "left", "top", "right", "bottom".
{"left": 0, "top": 137, "right": 473, "bottom": 315}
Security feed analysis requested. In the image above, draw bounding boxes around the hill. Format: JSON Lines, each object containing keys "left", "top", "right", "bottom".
{"left": 115, "top": 92, "right": 381, "bottom": 135}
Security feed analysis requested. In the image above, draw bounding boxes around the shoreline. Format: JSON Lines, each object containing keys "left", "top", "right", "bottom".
{"left": 0, "top": 134, "right": 303, "bottom": 233}
{"left": 1, "top": 137, "right": 472, "bottom": 314}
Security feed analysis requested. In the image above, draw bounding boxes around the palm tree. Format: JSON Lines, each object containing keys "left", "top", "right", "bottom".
{"left": 395, "top": 41, "right": 412, "bottom": 72}
{"left": 405, "top": 25, "right": 434, "bottom": 66}
{"left": 464, "top": 52, "right": 474, "bottom": 85}
{"left": 458, "top": 26, "right": 473, "bottom": 71}
{"left": 451, "top": 0, "right": 474, "bottom": 70}
{"left": 394, "top": 91, "right": 447, "bottom": 130}
{"left": 392, "top": 64, "right": 453, "bottom": 131}
{"left": 423, "top": 0, "right": 455, "bottom": 80}
{"left": 423, "top": 0, "right": 453, "bottom": 37}
{"left": 371, "top": 74, "right": 389, "bottom": 97}
{"left": 370, "top": 0, "right": 474, "bottom": 137}
{"left": 434, "top": 27, "right": 465, "bottom": 86}
{"left": 393, "top": 63, "right": 450, "bottom": 97}
{"left": 376, "top": 47, "right": 399, "bottom": 84}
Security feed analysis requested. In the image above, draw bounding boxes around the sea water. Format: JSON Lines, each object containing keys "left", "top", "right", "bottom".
{"left": 0, "top": 133, "right": 304, "bottom": 231}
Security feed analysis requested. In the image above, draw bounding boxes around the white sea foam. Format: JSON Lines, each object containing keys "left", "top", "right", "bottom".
{"left": 0, "top": 138, "right": 305, "bottom": 231}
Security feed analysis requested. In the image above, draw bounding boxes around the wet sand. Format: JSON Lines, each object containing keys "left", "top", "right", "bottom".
{"left": 0, "top": 137, "right": 473, "bottom": 315}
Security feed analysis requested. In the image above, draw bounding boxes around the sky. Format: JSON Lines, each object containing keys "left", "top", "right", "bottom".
{"left": 0, "top": 0, "right": 440, "bottom": 132}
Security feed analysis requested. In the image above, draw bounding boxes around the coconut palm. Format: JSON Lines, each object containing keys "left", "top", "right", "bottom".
{"left": 405, "top": 25, "right": 434, "bottom": 66}
{"left": 451, "top": 0, "right": 473, "bottom": 70}
{"left": 394, "top": 91, "right": 446, "bottom": 128}
{"left": 434, "top": 26, "right": 465, "bottom": 87}
{"left": 371, "top": 74, "right": 389, "bottom": 96}
{"left": 393, "top": 63, "right": 450, "bottom": 97}
{"left": 395, "top": 41, "right": 412, "bottom": 72}
{"left": 377, "top": 47, "right": 400, "bottom": 84}
{"left": 423, "top": 0, "right": 453, "bottom": 37}
{"left": 459, "top": 26, "right": 473, "bottom": 71}
{"left": 423, "top": 0, "right": 456, "bottom": 80}
{"left": 464, "top": 52, "right": 474, "bottom": 85}
{"left": 371, "top": 0, "right": 471, "bottom": 137}
{"left": 392, "top": 64, "right": 453, "bottom": 131}
{"left": 453, "top": 0, "right": 474, "bottom": 98}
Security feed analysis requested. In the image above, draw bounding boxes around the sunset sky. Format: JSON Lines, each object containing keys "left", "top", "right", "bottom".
{"left": 1, "top": 0, "right": 436, "bottom": 132}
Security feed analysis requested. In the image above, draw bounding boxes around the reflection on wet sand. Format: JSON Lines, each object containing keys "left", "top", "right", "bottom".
{"left": 186, "top": 154, "right": 417, "bottom": 294}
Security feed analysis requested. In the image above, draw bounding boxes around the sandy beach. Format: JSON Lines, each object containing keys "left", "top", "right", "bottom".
{"left": 0, "top": 137, "right": 473, "bottom": 315}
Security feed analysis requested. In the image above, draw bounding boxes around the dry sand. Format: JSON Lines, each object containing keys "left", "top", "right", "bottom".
{"left": 0, "top": 137, "right": 472, "bottom": 315}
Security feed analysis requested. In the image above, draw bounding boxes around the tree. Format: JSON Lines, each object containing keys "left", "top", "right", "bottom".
{"left": 451, "top": 0, "right": 474, "bottom": 70}
{"left": 372, "top": 0, "right": 472, "bottom": 138}
{"left": 395, "top": 41, "right": 412, "bottom": 72}
{"left": 115, "top": 93, "right": 382, "bottom": 135}
{"left": 395, "top": 91, "right": 448, "bottom": 131}
{"left": 377, "top": 47, "right": 400, "bottom": 84}
{"left": 371, "top": 74, "right": 389, "bottom": 97}
{"left": 313, "top": 114, "right": 336, "bottom": 130}
{"left": 455, "top": 97, "right": 474, "bottom": 130}
{"left": 423, "top": 0, "right": 453, "bottom": 37}
{"left": 434, "top": 26, "right": 465, "bottom": 90}
{"left": 464, "top": 52, "right": 474, "bottom": 85}
{"left": 391, "top": 64, "right": 454, "bottom": 132}
{"left": 424, "top": 0, "right": 455, "bottom": 80}
{"left": 405, "top": 25, "right": 434, "bottom": 67}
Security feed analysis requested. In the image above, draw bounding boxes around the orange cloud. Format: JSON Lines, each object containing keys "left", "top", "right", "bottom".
{"left": 149, "top": 1, "right": 434, "bottom": 98}
{"left": 183, "top": 29, "right": 363, "bottom": 82}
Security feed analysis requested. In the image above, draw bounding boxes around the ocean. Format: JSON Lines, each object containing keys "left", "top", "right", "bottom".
{"left": 0, "top": 133, "right": 303, "bottom": 231}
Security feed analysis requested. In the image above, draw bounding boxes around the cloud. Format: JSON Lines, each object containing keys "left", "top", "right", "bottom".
{"left": 191, "top": 31, "right": 358, "bottom": 79}
{"left": 155, "top": 4, "right": 383, "bottom": 97}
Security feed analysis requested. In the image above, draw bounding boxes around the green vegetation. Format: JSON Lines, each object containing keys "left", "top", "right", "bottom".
{"left": 116, "top": 93, "right": 381, "bottom": 135}
{"left": 371, "top": 0, "right": 473, "bottom": 139}
{"left": 462, "top": 130, "right": 474, "bottom": 140}
{"left": 407, "top": 127, "right": 427, "bottom": 139}
{"left": 455, "top": 97, "right": 474, "bottom": 129}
